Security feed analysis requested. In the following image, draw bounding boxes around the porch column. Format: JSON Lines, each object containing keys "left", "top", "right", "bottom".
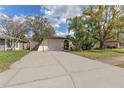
{"left": 4, "top": 38, "right": 7, "bottom": 51}
{"left": 117, "top": 42, "right": 120, "bottom": 48}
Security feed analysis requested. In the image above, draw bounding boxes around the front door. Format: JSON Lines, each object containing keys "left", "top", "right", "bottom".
{"left": 64, "top": 40, "right": 69, "bottom": 50}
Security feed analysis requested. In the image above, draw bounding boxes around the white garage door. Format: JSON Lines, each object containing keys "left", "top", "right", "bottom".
{"left": 48, "top": 39, "right": 64, "bottom": 51}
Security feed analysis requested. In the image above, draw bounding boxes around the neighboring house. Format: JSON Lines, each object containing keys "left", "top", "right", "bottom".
{"left": 14, "top": 40, "right": 30, "bottom": 50}
{"left": 38, "top": 36, "right": 72, "bottom": 51}
{"left": 0, "top": 34, "right": 14, "bottom": 51}
{"left": 119, "top": 41, "right": 124, "bottom": 48}
{"left": 104, "top": 33, "right": 124, "bottom": 48}
{"left": 104, "top": 39, "right": 124, "bottom": 48}
{"left": 0, "top": 34, "right": 30, "bottom": 51}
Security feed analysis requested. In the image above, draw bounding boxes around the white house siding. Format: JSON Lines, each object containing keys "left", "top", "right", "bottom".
{"left": 15, "top": 42, "right": 29, "bottom": 50}
{"left": 104, "top": 41, "right": 119, "bottom": 48}
{"left": 15, "top": 42, "right": 20, "bottom": 50}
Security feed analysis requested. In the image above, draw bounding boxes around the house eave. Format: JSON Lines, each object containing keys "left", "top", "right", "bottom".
{"left": 45, "top": 36, "right": 67, "bottom": 39}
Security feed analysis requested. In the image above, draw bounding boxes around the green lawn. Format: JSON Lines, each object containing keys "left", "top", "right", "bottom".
{"left": 70, "top": 49, "right": 124, "bottom": 59}
{"left": 0, "top": 50, "right": 30, "bottom": 72}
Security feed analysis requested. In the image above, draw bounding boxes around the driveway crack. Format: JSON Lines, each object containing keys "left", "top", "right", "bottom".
{"left": 3, "top": 69, "right": 21, "bottom": 87}
{"left": 49, "top": 52, "right": 76, "bottom": 88}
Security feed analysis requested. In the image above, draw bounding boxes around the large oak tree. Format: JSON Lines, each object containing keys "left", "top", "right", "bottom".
{"left": 82, "top": 5, "right": 124, "bottom": 49}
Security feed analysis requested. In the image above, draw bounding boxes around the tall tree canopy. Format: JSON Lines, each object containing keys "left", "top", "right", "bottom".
{"left": 82, "top": 5, "right": 124, "bottom": 48}
{"left": 0, "top": 14, "right": 29, "bottom": 50}
{"left": 27, "top": 16, "right": 55, "bottom": 43}
{"left": 0, "top": 14, "right": 29, "bottom": 39}
{"left": 67, "top": 5, "right": 124, "bottom": 50}
{"left": 67, "top": 16, "right": 84, "bottom": 50}
{"left": 67, "top": 15, "right": 96, "bottom": 50}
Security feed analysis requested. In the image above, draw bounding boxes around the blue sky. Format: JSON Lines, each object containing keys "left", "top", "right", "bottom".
{"left": 0, "top": 5, "right": 84, "bottom": 36}
{"left": 0, "top": 5, "right": 42, "bottom": 16}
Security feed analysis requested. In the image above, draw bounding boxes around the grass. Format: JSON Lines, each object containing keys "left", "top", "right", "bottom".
{"left": 0, "top": 50, "right": 30, "bottom": 72}
{"left": 70, "top": 49, "right": 124, "bottom": 59}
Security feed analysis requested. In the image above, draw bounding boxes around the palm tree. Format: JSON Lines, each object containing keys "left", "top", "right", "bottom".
{"left": 67, "top": 16, "right": 97, "bottom": 50}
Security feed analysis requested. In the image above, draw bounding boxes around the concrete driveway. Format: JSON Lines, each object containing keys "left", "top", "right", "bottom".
{"left": 97, "top": 56, "right": 124, "bottom": 65}
{"left": 1, "top": 51, "right": 124, "bottom": 88}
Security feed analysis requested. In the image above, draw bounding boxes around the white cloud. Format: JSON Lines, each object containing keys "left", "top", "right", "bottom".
{"left": 0, "top": 12, "right": 26, "bottom": 23}
{"left": 45, "top": 16, "right": 60, "bottom": 28}
{"left": 60, "top": 18, "right": 66, "bottom": 23}
{"left": 0, "top": 12, "right": 9, "bottom": 19}
{"left": 12, "top": 15, "right": 26, "bottom": 23}
{"left": 43, "top": 5, "right": 84, "bottom": 19}
{"left": 54, "top": 24, "right": 60, "bottom": 28}
{"left": 55, "top": 28, "right": 74, "bottom": 37}
{"left": 43, "top": 5, "right": 84, "bottom": 26}
{"left": 55, "top": 30, "right": 68, "bottom": 36}
{"left": 55, "top": 28, "right": 70, "bottom": 36}
{"left": 45, "top": 10, "right": 52, "bottom": 15}
{"left": 41, "top": 5, "right": 85, "bottom": 36}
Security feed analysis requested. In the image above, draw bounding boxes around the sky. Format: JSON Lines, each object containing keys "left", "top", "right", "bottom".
{"left": 0, "top": 5, "right": 85, "bottom": 36}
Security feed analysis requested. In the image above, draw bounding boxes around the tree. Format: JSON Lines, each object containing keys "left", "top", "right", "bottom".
{"left": 82, "top": 5, "right": 124, "bottom": 49}
{"left": 114, "top": 16, "right": 124, "bottom": 41}
{"left": 0, "top": 14, "right": 29, "bottom": 50}
{"left": 0, "top": 15, "right": 28, "bottom": 38}
{"left": 27, "top": 16, "right": 55, "bottom": 43}
{"left": 67, "top": 16, "right": 96, "bottom": 50}
{"left": 79, "top": 31, "right": 97, "bottom": 50}
{"left": 67, "top": 16, "right": 83, "bottom": 50}
{"left": 26, "top": 16, "right": 55, "bottom": 51}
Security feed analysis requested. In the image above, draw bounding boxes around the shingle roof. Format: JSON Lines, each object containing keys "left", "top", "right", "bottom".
{"left": 46, "top": 36, "right": 67, "bottom": 39}
{"left": 0, "top": 34, "right": 29, "bottom": 43}
{"left": 0, "top": 34, "right": 15, "bottom": 39}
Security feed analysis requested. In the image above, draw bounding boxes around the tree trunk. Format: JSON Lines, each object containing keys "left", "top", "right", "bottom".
{"left": 99, "top": 41, "right": 104, "bottom": 49}
{"left": 75, "top": 44, "right": 80, "bottom": 51}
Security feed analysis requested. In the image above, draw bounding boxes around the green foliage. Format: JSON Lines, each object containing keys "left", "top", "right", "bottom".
{"left": 67, "top": 5, "right": 124, "bottom": 50}
{"left": 79, "top": 31, "right": 97, "bottom": 50}
{"left": 67, "top": 16, "right": 96, "bottom": 50}
{"left": 67, "top": 31, "right": 96, "bottom": 50}
{"left": 82, "top": 5, "right": 124, "bottom": 48}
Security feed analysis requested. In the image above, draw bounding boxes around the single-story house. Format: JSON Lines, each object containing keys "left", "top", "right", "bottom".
{"left": 14, "top": 39, "right": 30, "bottom": 50}
{"left": 38, "top": 36, "right": 72, "bottom": 51}
{"left": 104, "top": 39, "right": 124, "bottom": 48}
{"left": 0, "top": 34, "right": 30, "bottom": 51}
